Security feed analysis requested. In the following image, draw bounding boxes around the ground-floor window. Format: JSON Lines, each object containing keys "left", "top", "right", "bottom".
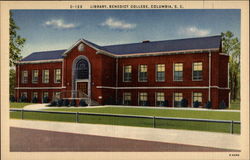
{"left": 156, "top": 92, "right": 165, "bottom": 106}
{"left": 193, "top": 92, "right": 202, "bottom": 107}
{"left": 123, "top": 92, "right": 131, "bottom": 105}
{"left": 54, "top": 92, "right": 61, "bottom": 100}
{"left": 20, "top": 92, "right": 28, "bottom": 102}
{"left": 174, "top": 92, "right": 183, "bottom": 107}
{"left": 139, "top": 92, "right": 148, "bottom": 106}
{"left": 43, "top": 92, "right": 49, "bottom": 103}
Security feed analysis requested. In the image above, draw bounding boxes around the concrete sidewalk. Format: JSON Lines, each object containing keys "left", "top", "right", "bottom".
{"left": 10, "top": 119, "right": 241, "bottom": 150}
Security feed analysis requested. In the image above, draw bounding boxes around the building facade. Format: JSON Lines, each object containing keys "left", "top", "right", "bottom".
{"left": 15, "top": 35, "right": 230, "bottom": 108}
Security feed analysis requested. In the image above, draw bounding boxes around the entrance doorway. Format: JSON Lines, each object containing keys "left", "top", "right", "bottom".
{"left": 77, "top": 82, "right": 88, "bottom": 98}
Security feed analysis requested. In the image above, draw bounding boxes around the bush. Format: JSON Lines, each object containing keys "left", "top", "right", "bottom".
{"left": 139, "top": 101, "right": 148, "bottom": 106}
{"left": 79, "top": 99, "right": 88, "bottom": 107}
{"left": 57, "top": 99, "right": 64, "bottom": 106}
{"left": 10, "top": 95, "right": 16, "bottom": 102}
{"left": 63, "top": 99, "right": 70, "bottom": 106}
{"left": 164, "top": 100, "right": 169, "bottom": 107}
{"left": 70, "top": 99, "right": 77, "bottom": 106}
{"left": 32, "top": 97, "right": 38, "bottom": 103}
{"left": 50, "top": 100, "right": 57, "bottom": 106}
{"left": 181, "top": 98, "right": 188, "bottom": 107}
{"left": 193, "top": 100, "right": 200, "bottom": 108}
{"left": 43, "top": 96, "right": 49, "bottom": 103}
{"left": 205, "top": 101, "right": 212, "bottom": 109}
{"left": 219, "top": 100, "right": 227, "bottom": 109}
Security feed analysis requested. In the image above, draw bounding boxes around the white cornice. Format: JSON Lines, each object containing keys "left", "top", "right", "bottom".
{"left": 96, "top": 86, "right": 230, "bottom": 90}
{"left": 15, "top": 87, "right": 64, "bottom": 89}
{"left": 17, "top": 59, "right": 63, "bottom": 64}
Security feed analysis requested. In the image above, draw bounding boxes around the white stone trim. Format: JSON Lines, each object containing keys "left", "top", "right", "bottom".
{"left": 96, "top": 86, "right": 230, "bottom": 90}
{"left": 15, "top": 87, "right": 63, "bottom": 90}
{"left": 17, "top": 59, "right": 63, "bottom": 64}
{"left": 208, "top": 51, "right": 211, "bottom": 101}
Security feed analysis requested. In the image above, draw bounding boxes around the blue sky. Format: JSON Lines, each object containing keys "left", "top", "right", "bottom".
{"left": 12, "top": 9, "right": 240, "bottom": 58}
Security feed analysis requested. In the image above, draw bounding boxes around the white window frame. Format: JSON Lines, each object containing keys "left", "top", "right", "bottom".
{"left": 173, "top": 63, "right": 183, "bottom": 81}
{"left": 156, "top": 64, "right": 165, "bottom": 82}
{"left": 21, "top": 70, "right": 28, "bottom": 84}
{"left": 123, "top": 65, "right": 132, "bottom": 82}
{"left": 173, "top": 92, "right": 183, "bottom": 107}
{"left": 192, "top": 92, "right": 202, "bottom": 107}
{"left": 138, "top": 64, "right": 148, "bottom": 82}
{"left": 32, "top": 70, "right": 39, "bottom": 84}
{"left": 21, "top": 92, "right": 27, "bottom": 98}
{"left": 42, "top": 70, "right": 49, "bottom": 84}
{"left": 54, "top": 91, "right": 61, "bottom": 99}
{"left": 138, "top": 92, "right": 148, "bottom": 105}
{"left": 32, "top": 92, "right": 38, "bottom": 98}
{"left": 155, "top": 92, "right": 165, "bottom": 106}
{"left": 123, "top": 92, "right": 132, "bottom": 105}
{"left": 192, "top": 62, "right": 203, "bottom": 81}
{"left": 54, "top": 69, "right": 61, "bottom": 83}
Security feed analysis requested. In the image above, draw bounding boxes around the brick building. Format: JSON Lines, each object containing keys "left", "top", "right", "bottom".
{"left": 15, "top": 35, "right": 230, "bottom": 108}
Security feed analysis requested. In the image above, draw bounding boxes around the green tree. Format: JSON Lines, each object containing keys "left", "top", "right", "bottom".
{"left": 221, "top": 31, "right": 240, "bottom": 101}
{"left": 9, "top": 11, "right": 26, "bottom": 97}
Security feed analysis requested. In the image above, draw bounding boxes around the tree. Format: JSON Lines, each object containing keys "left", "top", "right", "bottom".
{"left": 221, "top": 31, "right": 240, "bottom": 101}
{"left": 9, "top": 11, "right": 26, "bottom": 97}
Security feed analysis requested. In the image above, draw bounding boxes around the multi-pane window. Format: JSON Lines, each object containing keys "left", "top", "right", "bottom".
{"left": 21, "top": 71, "right": 28, "bottom": 84}
{"left": 21, "top": 92, "right": 27, "bottom": 98}
{"left": 54, "top": 92, "right": 61, "bottom": 99}
{"left": 54, "top": 69, "right": 61, "bottom": 83}
{"left": 174, "top": 63, "right": 183, "bottom": 81}
{"left": 43, "top": 92, "right": 49, "bottom": 98}
{"left": 174, "top": 93, "right": 183, "bottom": 107}
{"left": 156, "top": 92, "right": 165, "bottom": 106}
{"left": 42, "top": 70, "right": 49, "bottom": 83}
{"left": 123, "top": 92, "right": 131, "bottom": 105}
{"left": 32, "top": 70, "right": 38, "bottom": 83}
{"left": 193, "top": 92, "right": 202, "bottom": 103}
{"left": 123, "top": 65, "right": 132, "bottom": 82}
{"left": 156, "top": 64, "right": 165, "bottom": 82}
{"left": 20, "top": 92, "right": 28, "bottom": 102}
{"left": 139, "top": 92, "right": 148, "bottom": 106}
{"left": 32, "top": 92, "right": 38, "bottom": 98}
{"left": 193, "top": 62, "right": 203, "bottom": 80}
{"left": 139, "top": 65, "right": 148, "bottom": 82}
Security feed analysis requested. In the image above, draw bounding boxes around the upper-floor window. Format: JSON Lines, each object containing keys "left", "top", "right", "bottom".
{"left": 139, "top": 65, "right": 148, "bottom": 82}
{"left": 156, "top": 92, "right": 165, "bottom": 106}
{"left": 54, "top": 69, "right": 61, "bottom": 83}
{"left": 123, "top": 65, "right": 132, "bottom": 82}
{"left": 123, "top": 92, "right": 131, "bottom": 105}
{"left": 174, "top": 63, "right": 183, "bottom": 81}
{"left": 32, "top": 70, "right": 38, "bottom": 84}
{"left": 42, "top": 70, "right": 49, "bottom": 83}
{"left": 193, "top": 62, "right": 203, "bottom": 80}
{"left": 21, "top": 71, "right": 28, "bottom": 84}
{"left": 156, "top": 64, "right": 165, "bottom": 82}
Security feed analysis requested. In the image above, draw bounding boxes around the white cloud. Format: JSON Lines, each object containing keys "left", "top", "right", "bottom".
{"left": 101, "top": 17, "right": 136, "bottom": 30}
{"left": 178, "top": 26, "right": 210, "bottom": 37}
{"left": 44, "top": 19, "right": 76, "bottom": 29}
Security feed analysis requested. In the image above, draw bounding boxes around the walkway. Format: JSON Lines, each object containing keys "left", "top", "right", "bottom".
{"left": 10, "top": 119, "right": 241, "bottom": 151}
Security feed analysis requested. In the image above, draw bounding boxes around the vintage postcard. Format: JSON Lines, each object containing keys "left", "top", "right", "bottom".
{"left": 0, "top": 1, "right": 249, "bottom": 160}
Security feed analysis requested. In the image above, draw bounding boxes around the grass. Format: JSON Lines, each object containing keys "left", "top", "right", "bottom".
{"left": 44, "top": 106, "right": 240, "bottom": 121}
{"left": 10, "top": 106, "right": 240, "bottom": 134}
{"left": 10, "top": 102, "right": 33, "bottom": 108}
{"left": 229, "top": 100, "right": 240, "bottom": 110}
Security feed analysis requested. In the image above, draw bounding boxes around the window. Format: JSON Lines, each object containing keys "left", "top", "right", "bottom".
{"left": 54, "top": 69, "right": 61, "bottom": 83}
{"left": 156, "top": 64, "right": 165, "bottom": 82}
{"left": 139, "top": 65, "right": 148, "bottom": 82}
{"left": 21, "top": 92, "right": 27, "bottom": 98}
{"left": 123, "top": 92, "right": 131, "bottom": 105}
{"left": 42, "top": 70, "right": 49, "bottom": 83}
{"left": 174, "top": 63, "right": 183, "bottom": 81}
{"left": 54, "top": 92, "right": 61, "bottom": 99}
{"left": 21, "top": 71, "right": 28, "bottom": 84}
{"left": 32, "top": 92, "right": 38, "bottom": 98}
{"left": 174, "top": 93, "right": 183, "bottom": 107}
{"left": 43, "top": 92, "right": 49, "bottom": 98}
{"left": 156, "top": 92, "right": 165, "bottom": 106}
{"left": 193, "top": 62, "right": 203, "bottom": 80}
{"left": 139, "top": 92, "right": 148, "bottom": 106}
{"left": 32, "top": 70, "right": 38, "bottom": 83}
{"left": 123, "top": 65, "right": 132, "bottom": 82}
{"left": 76, "top": 59, "right": 89, "bottom": 79}
{"left": 193, "top": 92, "right": 202, "bottom": 104}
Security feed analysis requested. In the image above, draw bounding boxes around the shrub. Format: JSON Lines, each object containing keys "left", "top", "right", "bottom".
{"left": 63, "top": 99, "right": 70, "bottom": 106}
{"left": 70, "top": 99, "right": 77, "bottom": 106}
{"left": 219, "top": 100, "right": 227, "bottom": 109}
{"left": 79, "top": 99, "right": 88, "bottom": 106}
{"left": 205, "top": 101, "right": 212, "bottom": 109}
{"left": 164, "top": 100, "right": 169, "bottom": 107}
{"left": 57, "top": 99, "right": 64, "bottom": 106}
{"left": 32, "top": 97, "right": 38, "bottom": 103}
{"left": 50, "top": 100, "right": 57, "bottom": 106}
{"left": 193, "top": 100, "right": 200, "bottom": 108}
{"left": 181, "top": 98, "right": 188, "bottom": 107}
{"left": 43, "top": 96, "right": 49, "bottom": 103}
{"left": 10, "top": 95, "right": 16, "bottom": 102}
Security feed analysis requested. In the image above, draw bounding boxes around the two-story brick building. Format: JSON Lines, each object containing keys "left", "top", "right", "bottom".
{"left": 15, "top": 35, "right": 230, "bottom": 108}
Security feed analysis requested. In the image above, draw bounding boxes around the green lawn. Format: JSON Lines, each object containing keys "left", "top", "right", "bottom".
{"left": 10, "top": 106, "right": 240, "bottom": 134}
{"left": 10, "top": 102, "right": 33, "bottom": 108}
{"left": 229, "top": 100, "right": 240, "bottom": 110}
{"left": 44, "top": 106, "right": 240, "bottom": 121}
